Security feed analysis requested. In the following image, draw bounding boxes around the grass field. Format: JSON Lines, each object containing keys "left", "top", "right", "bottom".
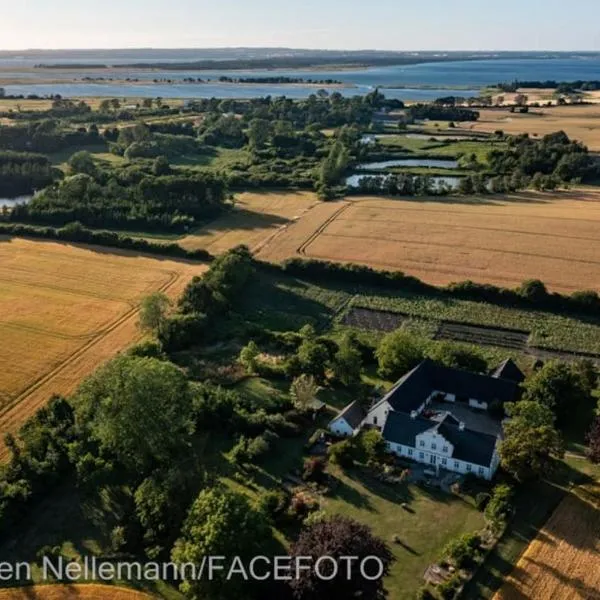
{"left": 0, "top": 585, "right": 154, "bottom": 599}
{"left": 179, "top": 190, "right": 319, "bottom": 253}
{"left": 257, "top": 192, "right": 600, "bottom": 293}
{"left": 0, "top": 237, "right": 205, "bottom": 460}
{"left": 459, "top": 104, "right": 600, "bottom": 150}
{"left": 493, "top": 476, "right": 600, "bottom": 600}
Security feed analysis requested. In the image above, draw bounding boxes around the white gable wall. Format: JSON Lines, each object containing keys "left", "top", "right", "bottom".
{"left": 329, "top": 417, "right": 356, "bottom": 437}
{"left": 364, "top": 400, "right": 392, "bottom": 430}
{"left": 415, "top": 430, "right": 454, "bottom": 457}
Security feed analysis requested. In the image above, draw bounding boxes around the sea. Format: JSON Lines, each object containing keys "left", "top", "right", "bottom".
{"left": 1, "top": 55, "right": 600, "bottom": 101}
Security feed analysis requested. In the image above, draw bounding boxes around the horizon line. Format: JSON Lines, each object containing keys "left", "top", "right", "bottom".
{"left": 1, "top": 47, "right": 600, "bottom": 53}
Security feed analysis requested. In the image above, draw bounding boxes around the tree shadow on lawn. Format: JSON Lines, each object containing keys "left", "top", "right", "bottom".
{"left": 328, "top": 475, "right": 376, "bottom": 512}
{"left": 342, "top": 467, "right": 415, "bottom": 507}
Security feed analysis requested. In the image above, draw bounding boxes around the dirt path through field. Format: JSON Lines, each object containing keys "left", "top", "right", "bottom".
{"left": 0, "top": 246, "right": 205, "bottom": 461}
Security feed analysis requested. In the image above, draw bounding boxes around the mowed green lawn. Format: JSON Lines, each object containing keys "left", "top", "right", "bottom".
{"left": 323, "top": 467, "right": 485, "bottom": 599}
{"left": 225, "top": 379, "right": 485, "bottom": 600}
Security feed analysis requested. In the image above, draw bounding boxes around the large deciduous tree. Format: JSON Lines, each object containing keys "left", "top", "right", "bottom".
{"left": 172, "top": 487, "right": 272, "bottom": 600}
{"left": 499, "top": 401, "right": 564, "bottom": 481}
{"left": 522, "top": 361, "right": 595, "bottom": 426}
{"left": 289, "top": 515, "right": 394, "bottom": 600}
{"left": 375, "top": 329, "right": 423, "bottom": 379}
{"left": 75, "top": 355, "right": 193, "bottom": 473}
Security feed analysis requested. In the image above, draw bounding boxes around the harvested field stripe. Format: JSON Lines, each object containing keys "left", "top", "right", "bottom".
{"left": 309, "top": 232, "right": 600, "bottom": 268}
{"left": 344, "top": 203, "right": 600, "bottom": 222}
{"left": 334, "top": 217, "right": 600, "bottom": 243}
{"left": 0, "top": 270, "right": 178, "bottom": 419}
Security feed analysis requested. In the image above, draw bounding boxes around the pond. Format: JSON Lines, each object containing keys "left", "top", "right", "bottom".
{"left": 0, "top": 195, "right": 33, "bottom": 208}
{"left": 356, "top": 158, "right": 459, "bottom": 170}
{"left": 346, "top": 174, "right": 462, "bottom": 189}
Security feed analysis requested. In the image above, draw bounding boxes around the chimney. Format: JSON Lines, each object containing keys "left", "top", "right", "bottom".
{"left": 459, "top": 422, "right": 465, "bottom": 431}
{"left": 410, "top": 410, "right": 418, "bottom": 419}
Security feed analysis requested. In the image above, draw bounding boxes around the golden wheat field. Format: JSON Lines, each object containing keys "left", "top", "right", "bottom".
{"left": 179, "top": 190, "right": 318, "bottom": 253}
{"left": 0, "top": 237, "right": 205, "bottom": 460}
{"left": 256, "top": 191, "right": 600, "bottom": 292}
{"left": 460, "top": 104, "right": 600, "bottom": 150}
{"left": 494, "top": 484, "right": 600, "bottom": 600}
{"left": 0, "top": 584, "right": 153, "bottom": 599}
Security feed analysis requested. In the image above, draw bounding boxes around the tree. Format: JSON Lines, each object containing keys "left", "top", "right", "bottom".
{"left": 152, "top": 155, "right": 171, "bottom": 176}
{"left": 586, "top": 416, "right": 600, "bottom": 463}
{"left": 359, "top": 429, "right": 386, "bottom": 464}
{"left": 289, "top": 515, "right": 394, "bottom": 600}
{"left": 426, "top": 341, "right": 487, "bottom": 373}
{"left": 522, "top": 361, "right": 593, "bottom": 426}
{"left": 484, "top": 484, "right": 514, "bottom": 533}
{"left": 75, "top": 355, "right": 193, "bottom": 473}
{"left": 172, "top": 488, "right": 272, "bottom": 600}
{"left": 499, "top": 401, "right": 564, "bottom": 481}
{"left": 247, "top": 118, "right": 272, "bottom": 151}
{"left": 290, "top": 374, "right": 321, "bottom": 412}
{"left": 332, "top": 333, "right": 363, "bottom": 386}
{"left": 68, "top": 150, "right": 97, "bottom": 177}
{"left": 375, "top": 330, "right": 423, "bottom": 379}
{"left": 138, "top": 292, "right": 171, "bottom": 333}
{"left": 327, "top": 439, "right": 355, "bottom": 468}
{"left": 297, "top": 338, "right": 329, "bottom": 381}
{"left": 239, "top": 341, "right": 260, "bottom": 374}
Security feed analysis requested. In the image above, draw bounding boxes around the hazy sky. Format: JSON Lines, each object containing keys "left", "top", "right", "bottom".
{"left": 2, "top": 0, "right": 599, "bottom": 50}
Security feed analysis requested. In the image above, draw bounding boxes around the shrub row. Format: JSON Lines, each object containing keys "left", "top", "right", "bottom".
{"left": 263, "top": 258, "right": 600, "bottom": 317}
{"left": 0, "top": 221, "right": 214, "bottom": 262}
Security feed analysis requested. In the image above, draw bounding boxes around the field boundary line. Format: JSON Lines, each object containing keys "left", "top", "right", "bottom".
{"left": 301, "top": 249, "right": 587, "bottom": 292}
{"left": 297, "top": 201, "right": 353, "bottom": 256}
{"left": 315, "top": 231, "right": 600, "bottom": 268}
{"left": 0, "top": 270, "right": 180, "bottom": 420}
{"left": 251, "top": 201, "right": 321, "bottom": 255}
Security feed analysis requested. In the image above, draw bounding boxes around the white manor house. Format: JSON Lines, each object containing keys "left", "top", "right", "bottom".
{"left": 329, "top": 358, "right": 524, "bottom": 480}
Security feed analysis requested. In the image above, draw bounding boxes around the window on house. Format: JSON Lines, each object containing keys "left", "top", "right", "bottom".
{"left": 466, "top": 464, "right": 472, "bottom": 472}
{"left": 442, "top": 458, "right": 447, "bottom": 465}
{"left": 419, "top": 452, "right": 424, "bottom": 460}
{"left": 373, "top": 416, "right": 378, "bottom": 426}
{"left": 478, "top": 467, "right": 485, "bottom": 476}
{"left": 431, "top": 443, "right": 437, "bottom": 450}
{"left": 443, "top": 446, "right": 448, "bottom": 453}
{"left": 408, "top": 449, "right": 413, "bottom": 456}
{"left": 454, "top": 461, "right": 459, "bottom": 469}
{"left": 419, "top": 440, "right": 425, "bottom": 447}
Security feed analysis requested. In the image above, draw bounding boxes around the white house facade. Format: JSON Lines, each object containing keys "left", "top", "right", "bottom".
{"left": 329, "top": 358, "right": 523, "bottom": 480}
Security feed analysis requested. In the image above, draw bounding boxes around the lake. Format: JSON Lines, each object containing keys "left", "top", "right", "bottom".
{"left": 357, "top": 158, "right": 459, "bottom": 170}
{"left": 346, "top": 174, "right": 461, "bottom": 189}
{"left": 0, "top": 196, "right": 33, "bottom": 208}
{"left": 3, "top": 56, "right": 600, "bottom": 100}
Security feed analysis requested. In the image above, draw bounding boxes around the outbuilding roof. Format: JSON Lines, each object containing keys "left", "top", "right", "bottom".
{"left": 375, "top": 359, "right": 519, "bottom": 415}
{"left": 330, "top": 400, "right": 365, "bottom": 430}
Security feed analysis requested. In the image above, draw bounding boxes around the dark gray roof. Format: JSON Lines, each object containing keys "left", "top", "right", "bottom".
{"left": 380, "top": 359, "right": 518, "bottom": 414}
{"left": 331, "top": 400, "right": 365, "bottom": 429}
{"left": 492, "top": 358, "right": 525, "bottom": 383}
{"left": 382, "top": 410, "right": 498, "bottom": 467}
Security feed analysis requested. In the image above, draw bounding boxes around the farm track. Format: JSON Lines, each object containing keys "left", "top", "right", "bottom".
{"left": 297, "top": 201, "right": 352, "bottom": 255}
{"left": 0, "top": 270, "right": 178, "bottom": 419}
{"left": 0, "top": 264, "right": 196, "bottom": 462}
